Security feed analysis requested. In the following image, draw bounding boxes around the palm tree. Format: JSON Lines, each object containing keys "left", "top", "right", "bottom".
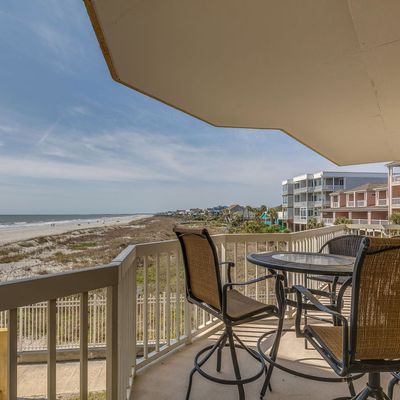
{"left": 268, "top": 207, "right": 278, "bottom": 224}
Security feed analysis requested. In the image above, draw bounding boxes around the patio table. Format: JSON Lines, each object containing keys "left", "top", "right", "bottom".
{"left": 246, "top": 251, "right": 361, "bottom": 386}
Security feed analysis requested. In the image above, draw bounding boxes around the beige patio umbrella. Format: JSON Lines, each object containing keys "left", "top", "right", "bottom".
{"left": 84, "top": 0, "right": 400, "bottom": 165}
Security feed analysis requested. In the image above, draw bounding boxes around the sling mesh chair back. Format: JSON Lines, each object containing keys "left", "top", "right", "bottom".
{"left": 295, "top": 237, "right": 400, "bottom": 399}
{"left": 307, "top": 235, "right": 364, "bottom": 311}
{"left": 178, "top": 226, "right": 222, "bottom": 310}
{"left": 174, "top": 226, "right": 284, "bottom": 400}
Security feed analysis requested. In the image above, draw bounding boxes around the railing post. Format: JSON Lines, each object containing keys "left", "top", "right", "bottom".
{"left": 7, "top": 309, "right": 17, "bottom": 400}
{"left": 106, "top": 285, "right": 118, "bottom": 400}
{"left": 220, "top": 237, "right": 227, "bottom": 284}
{"left": 80, "top": 292, "right": 88, "bottom": 400}
{"left": 132, "top": 257, "right": 137, "bottom": 379}
{"left": 47, "top": 300, "right": 56, "bottom": 400}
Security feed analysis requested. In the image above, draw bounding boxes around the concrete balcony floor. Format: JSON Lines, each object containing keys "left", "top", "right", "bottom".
{"left": 133, "top": 319, "right": 396, "bottom": 400}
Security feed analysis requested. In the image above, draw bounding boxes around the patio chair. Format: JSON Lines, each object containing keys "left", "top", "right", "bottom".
{"left": 294, "top": 236, "right": 400, "bottom": 400}
{"left": 307, "top": 235, "right": 364, "bottom": 309}
{"left": 174, "top": 226, "right": 285, "bottom": 400}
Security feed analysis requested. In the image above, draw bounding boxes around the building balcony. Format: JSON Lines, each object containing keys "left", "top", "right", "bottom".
{"left": 356, "top": 200, "right": 367, "bottom": 207}
{"left": 371, "top": 219, "right": 389, "bottom": 225}
{"left": 351, "top": 218, "right": 369, "bottom": 224}
{"left": 392, "top": 175, "right": 400, "bottom": 184}
{"left": 322, "top": 184, "right": 344, "bottom": 191}
{"left": 1, "top": 226, "right": 397, "bottom": 399}
{"left": 392, "top": 197, "right": 400, "bottom": 206}
{"left": 331, "top": 201, "right": 340, "bottom": 208}
{"left": 293, "top": 215, "right": 308, "bottom": 223}
{"left": 293, "top": 186, "right": 307, "bottom": 194}
{"left": 347, "top": 201, "right": 355, "bottom": 207}
{"left": 376, "top": 198, "right": 388, "bottom": 206}
{"left": 322, "top": 217, "right": 334, "bottom": 225}
{"left": 293, "top": 201, "right": 308, "bottom": 208}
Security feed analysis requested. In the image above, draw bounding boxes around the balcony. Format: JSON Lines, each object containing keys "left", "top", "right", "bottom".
{"left": 293, "top": 186, "right": 307, "bottom": 194}
{"left": 2, "top": 227, "right": 355, "bottom": 398}
{"left": 376, "top": 198, "right": 388, "bottom": 206}
{"left": 331, "top": 201, "right": 339, "bottom": 208}
{"left": 322, "top": 184, "right": 344, "bottom": 191}
{"left": 293, "top": 215, "right": 308, "bottom": 223}
{"left": 392, "top": 197, "right": 400, "bottom": 206}
{"left": 392, "top": 175, "right": 400, "bottom": 184}
{"left": 322, "top": 218, "right": 334, "bottom": 225}
{"left": 356, "top": 200, "right": 367, "bottom": 207}
{"left": 351, "top": 219, "right": 369, "bottom": 225}
{"left": 371, "top": 219, "right": 389, "bottom": 225}
{"left": 293, "top": 201, "right": 307, "bottom": 208}
{"left": 133, "top": 318, "right": 395, "bottom": 400}
{"left": 347, "top": 201, "right": 355, "bottom": 207}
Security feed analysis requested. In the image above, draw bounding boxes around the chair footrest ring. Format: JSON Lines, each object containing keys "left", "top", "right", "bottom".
{"left": 257, "top": 328, "right": 364, "bottom": 383}
{"left": 194, "top": 343, "right": 265, "bottom": 385}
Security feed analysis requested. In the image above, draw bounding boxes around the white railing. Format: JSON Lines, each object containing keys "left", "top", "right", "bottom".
{"left": 347, "top": 201, "right": 355, "bottom": 207}
{"left": 323, "top": 184, "right": 344, "bottom": 191}
{"left": 371, "top": 219, "right": 389, "bottom": 225}
{"left": 356, "top": 200, "right": 366, "bottom": 207}
{"left": 323, "top": 218, "right": 334, "bottom": 225}
{"left": 392, "top": 175, "right": 400, "bottom": 183}
{"left": 351, "top": 219, "right": 369, "bottom": 224}
{"left": 332, "top": 202, "right": 339, "bottom": 208}
{"left": 294, "top": 216, "right": 307, "bottom": 223}
{"left": 392, "top": 197, "right": 400, "bottom": 205}
{"left": 0, "top": 226, "right": 348, "bottom": 399}
{"left": 376, "top": 198, "right": 387, "bottom": 206}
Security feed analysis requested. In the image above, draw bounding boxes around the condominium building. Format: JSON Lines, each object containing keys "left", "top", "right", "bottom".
{"left": 322, "top": 182, "right": 389, "bottom": 226}
{"left": 321, "top": 162, "right": 400, "bottom": 226}
{"left": 282, "top": 171, "right": 387, "bottom": 231}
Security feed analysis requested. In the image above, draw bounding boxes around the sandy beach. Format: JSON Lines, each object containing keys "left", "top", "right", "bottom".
{"left": 0, "top": 215, "right": 181, "bottom": 282}
{"left": 0, "top": 214, "right": 150, "bottom": 245}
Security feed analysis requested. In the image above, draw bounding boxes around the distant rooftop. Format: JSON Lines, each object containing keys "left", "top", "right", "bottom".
{"left": 330, "top": 182, "right": 388, "bottom": 195}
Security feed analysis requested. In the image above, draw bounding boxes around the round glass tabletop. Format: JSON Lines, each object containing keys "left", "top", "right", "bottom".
{"left": 247, "top": 251, "right": 355, "bottom": 275}
{"left": 271, "top": 253, "right": 353, "bottom": 266}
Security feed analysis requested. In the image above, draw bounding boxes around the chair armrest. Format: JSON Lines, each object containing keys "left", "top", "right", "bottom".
{"left": 285, "top": 286, "right": 335, "bottom": 299}
{"left": 221, "top": 274, "right": 281, "bottom": 315}
{"left": 293, "top": 285, "right": 347, "bottom": 324}
{"left": 336, "top": 277, "right": 352, "bottom": 313}
{"left": 219, "top": 261, "right": 235, "bottom": 283}
{"left": 219, "top": 261, "right": 235, "bottom": 267}
{"left": 293, "top": 284, "right": 349, "bottom": 366}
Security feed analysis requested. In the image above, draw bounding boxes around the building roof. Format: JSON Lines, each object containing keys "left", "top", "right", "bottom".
{"left": 343, "top": 182, "right": 387, "bottom": 193}
{"left": 330, "top": 182, "right": 387, "bottom": 195}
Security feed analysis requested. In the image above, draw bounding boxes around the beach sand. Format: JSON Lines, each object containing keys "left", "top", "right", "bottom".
{"left": 0, "top": 215, "right": 149, "bottom": 245}
{"left": 0, "top": 215, "right": 181, "bottom": 281}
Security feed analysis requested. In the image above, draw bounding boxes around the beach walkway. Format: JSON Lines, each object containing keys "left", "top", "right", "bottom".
{"left": 17, "top": 360, "right": 106, "bottom": 398}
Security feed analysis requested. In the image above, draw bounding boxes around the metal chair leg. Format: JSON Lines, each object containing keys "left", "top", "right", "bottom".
{"left": 388, "top": 374, "right": 400, "bottom": 399}
{"left": 186, "top": 332, "right": 226, "bottom": 400}
{"left": 260, "top": 315, "right": 284, "bottom": 399}
{"left": 216, "top": 334, "right": 228, "bottom": 372}
{"left": 347, "top": 378, "right": 356, "bottom": 397}
{"left": 227, "top": 327, "right": 245, "bottom": 400}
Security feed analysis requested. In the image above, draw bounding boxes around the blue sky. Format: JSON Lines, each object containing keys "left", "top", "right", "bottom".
{"left": 0, "top": 1, "right": 387, "bottom": 214}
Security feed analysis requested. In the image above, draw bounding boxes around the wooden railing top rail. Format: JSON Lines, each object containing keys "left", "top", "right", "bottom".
{"left": 0, "top": 263, "right": 119, "bottom": 312}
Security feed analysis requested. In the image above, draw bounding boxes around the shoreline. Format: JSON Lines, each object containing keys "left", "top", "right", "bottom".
{"left": 0, "top": 214, "right": 152, "bottom": 245}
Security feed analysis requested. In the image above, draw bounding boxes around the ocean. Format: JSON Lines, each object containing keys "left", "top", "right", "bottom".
{"left": 0, "top": 214, "right": 140, "bottom": 229}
